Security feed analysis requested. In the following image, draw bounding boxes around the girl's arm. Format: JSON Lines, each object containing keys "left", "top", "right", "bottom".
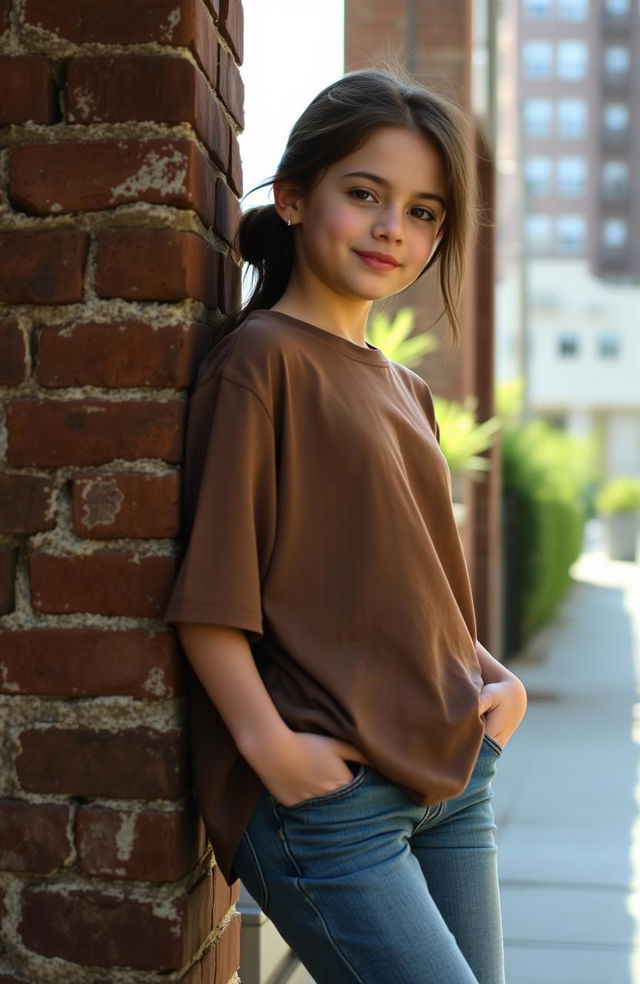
{"left": 176, "top": 623, "right": 368, "bottom": 805}
{"left": 476, "top": 639, "right": 528, "bottom": 748}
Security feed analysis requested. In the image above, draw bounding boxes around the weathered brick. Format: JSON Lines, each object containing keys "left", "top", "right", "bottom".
{"left": 0, "top": 800, "right": 72, "bottom": 874}
{"left": 22, "top": 0, "right": 220, "bottom": 90}
{"left": 0, "top": 55, "right": 57, "bottom": 125}
{"left": 73, "top": 471, "right": 179, "bottom": 539}
{"left": 213, "top": 917, "right": 241, "bottom": 984}
{"left": 228, "top": 131, "right": 242, "bottom": 197}
{"left": 0, "top": 318, "right": 28, "bottom": 386}
{"left": 95, "top": 228, "right": 220, "bottom": 307}
{"left": 9, "top": 139, "right": 217, "bottom": 229}
{"left": 0, "top": 473, "right": 55, "bottom": 534}
{"left": 219, "top": 253, "right": 241, "bottom": 315}
{"left": 0, "top": 231, "right": 88, "bottom": 305}
{"left": 76, "top": 803, "right": 203, "bottom": 880}
{"left": 37, "top": 320, "right": 211, "bottom": 389}
{"left": 20, "top": 873, "right": 211, "bottom": 970}
{"left": 214, "top": 179, "right": 240, "bottom": 245}
{"left": 211, "top": 862, "right": 236, "bottom": 925}
{"left": 219, "top": 0, "right": 243, "bottom": 64}
{"left": 28, "top": 551, "right": 176, "bottom": 617}
{"left": 217, "top": 47, "right": 244, "bottom": 129}
{"left": 0, "top": 547, "right": 16, "bottom": 616}
{"left": 0, "top": 628, "right": 183, "bottom": 698}
{"left": 6, "top": 398, "right": 184, "bottom": 466}
{"left": 66, "top": 56, "right": 231, "bottom": 172}
{"left": 16, "top": 726, "right": 188, "bottom": 799}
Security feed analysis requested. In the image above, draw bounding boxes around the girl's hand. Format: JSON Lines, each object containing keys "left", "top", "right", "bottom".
{"left": 479, "top": 677, "right": 527, "bottom": 749}
{"left": 248, "top": 729, "right": 370, "bottom": 808}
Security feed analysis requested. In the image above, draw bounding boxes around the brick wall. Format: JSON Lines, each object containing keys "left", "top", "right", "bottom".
{"left": 0, "top": 1, "right": 243, "bottom": 981}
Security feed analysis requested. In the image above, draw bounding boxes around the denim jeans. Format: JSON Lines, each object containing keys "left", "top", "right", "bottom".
{"left": 233, "top": 733, "right": 505, "bottom": 984}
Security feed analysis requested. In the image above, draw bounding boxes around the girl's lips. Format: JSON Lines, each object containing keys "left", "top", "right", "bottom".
{"left": 355, "top": 251, "right": 400, "bottom": 271}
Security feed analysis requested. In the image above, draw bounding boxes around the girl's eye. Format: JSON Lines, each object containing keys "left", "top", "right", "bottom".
{"left": 411, "top": 206, "right": 436, "bottom": 222}
{"left": 348, "top": 188, "right": 376, "bottom": 202}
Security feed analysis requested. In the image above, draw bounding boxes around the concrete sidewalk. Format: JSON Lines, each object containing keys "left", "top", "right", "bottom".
{"left": 495, "top": 524, "right": 640, "bottom": 983}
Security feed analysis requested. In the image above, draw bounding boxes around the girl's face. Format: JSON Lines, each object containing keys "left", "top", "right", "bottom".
{"left": 278, "top": 126, "right": 447, "bottom": 308}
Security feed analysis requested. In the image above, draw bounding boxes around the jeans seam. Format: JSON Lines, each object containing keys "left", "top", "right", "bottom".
{"left": 483, "top": 733, "right": 503, "bottom": 756}
{"left": 241, "top": 829, "right": 269, "bottom": 913}
{"left": 276, "top": 819, "right": 368, "bottom": 984}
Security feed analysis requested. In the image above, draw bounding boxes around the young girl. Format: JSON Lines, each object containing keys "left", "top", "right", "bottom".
{"left": 164, "top": 68, "right": 527, "bottom": 984}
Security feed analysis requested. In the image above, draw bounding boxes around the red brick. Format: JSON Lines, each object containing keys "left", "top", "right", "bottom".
{"left": 37, "top": 320, "right": 211, "bottom": 388}
{"left": 0, "top": 318, "right": 28, "bottom": 386}
{"left": 66, "top": 56, "right": 231, "bottom": 172}
{"left": 211, "top": 863, "right": 235, "bottom": 926}
{"left": 22, "top": 0, "right": 219, "bottom": 90}
{"left": 219, "top": 253, "right": 241, "bottom": 315}
{"left": 0, "top": 628, "right": 183, "bottom": 698}
{"left": 213, "top": 916, "right": 241, "bottom": 983}
{"left": 28, "top": 551, "right": 176, "bottom": 617}
{"left": 76, "top": 803, "right": 202, "bottom": 881}
{"left": 0, "top": 473, "right": 55, "bottom": 535}
{"left": 0, "top": 800, "right": 72, "bottom": 874}
{"left": 228, "top": 131, "right": 242, "bottom": 197}
{"left": 6, "top": 398, "right": 184, "bottom": 466}
{"left": 220, "top": 0, "right": 243, "bottom": 64}
{"left": 0, "top": 55, "right": 57, "bottom": 125}
{"left": 16, "top": 725, "right": 187, "bottom": 799}
{"left": 214, "top": 179, "right": 240, "bottom": 244}
{"left": 0, "top": 548, "right": 16, "bottom": 616}
{"left": 203, "top": 0, "right": 220, "bottom": 20}
{"left": 217, "top": 47, "right": 244, "bottom": 128}
{"left": 9, "top": 139, "right": 217, "bottom": 228}
{"left": 95, "top": 229, "right": 220, "bottom": 307}
{"left": 0, "top": 975, "right": 32, "bottom": 984}
{"left": 20, "top": 874, "right": 211, "bottom": 970}
{"left": 0, "top": 231, "right": 88, "bottom": 304}
{"left": 72, "top": 471, "right": 179, "bottom": 538}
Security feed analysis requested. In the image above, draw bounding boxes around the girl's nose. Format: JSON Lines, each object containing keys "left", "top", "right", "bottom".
{"left": 372, "top": 208, "right": 403, "bottom": 242}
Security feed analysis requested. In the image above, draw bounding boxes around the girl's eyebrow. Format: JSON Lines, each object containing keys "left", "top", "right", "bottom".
{"left": 341, "top": 170, "right": 445, "bottom": 208}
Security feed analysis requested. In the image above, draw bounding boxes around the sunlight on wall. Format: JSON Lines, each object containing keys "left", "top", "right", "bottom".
{"left": 238, "top": 0, "right": 345, "bottom": 208}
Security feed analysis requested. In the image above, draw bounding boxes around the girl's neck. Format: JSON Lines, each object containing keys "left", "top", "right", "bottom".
{"left": 271, "top": 282, "right": 372, "bottom": 349}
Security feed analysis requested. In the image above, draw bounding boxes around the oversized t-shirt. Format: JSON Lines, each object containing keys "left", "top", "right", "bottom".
{"left": 163, "top": 308, "right": 485, "bottom": 886}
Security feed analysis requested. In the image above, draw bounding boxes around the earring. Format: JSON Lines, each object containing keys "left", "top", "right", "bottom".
{"left": 287, "top": 216, "right": 292, "bottom": 227}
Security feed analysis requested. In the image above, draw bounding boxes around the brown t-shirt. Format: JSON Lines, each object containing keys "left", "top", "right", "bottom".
{"left": 163, "top": 309, "right": 484, "bottom": 886}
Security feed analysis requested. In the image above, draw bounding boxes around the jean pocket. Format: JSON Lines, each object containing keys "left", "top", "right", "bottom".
{"left": 277, "top": 760, "right": 369, "bottom": 813}
{"left": 234, "top": 829, "right": 269, "bottom": 912}
{"left": 482, "top": 732, "right": 503, "bottom": 756}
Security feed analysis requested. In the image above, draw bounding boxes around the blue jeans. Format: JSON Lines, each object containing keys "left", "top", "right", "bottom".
{"left": 233, "top": 733, "right": 505, "bottom": 984}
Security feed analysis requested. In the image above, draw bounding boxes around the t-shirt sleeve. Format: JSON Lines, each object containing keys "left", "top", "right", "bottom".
{"left": 163, "top": 373, "right": 277, "bottom": 643}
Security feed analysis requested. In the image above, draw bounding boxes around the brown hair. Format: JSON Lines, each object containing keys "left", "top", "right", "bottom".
{"left": 225, "top": 67, "right": 476, "bottom": 345}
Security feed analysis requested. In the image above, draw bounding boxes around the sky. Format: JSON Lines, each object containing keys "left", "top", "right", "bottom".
{"left": 237, "top": 0, "right": 345, "bottom": 210}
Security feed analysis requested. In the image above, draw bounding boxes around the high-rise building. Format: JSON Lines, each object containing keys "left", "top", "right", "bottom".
{"left": 518, "top": 0, "right": 640, "bottom": 278}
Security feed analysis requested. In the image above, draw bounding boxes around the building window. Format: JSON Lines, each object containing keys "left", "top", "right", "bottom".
{"left": 603, "top": 103, "right": 629, "bottom": 132}
{"left": 557, "top": 0, "right": 588, "bottom": 19}
{"left": 556, "top": 214, "right": 586, "bottom": 253}
{"left": 558, "top": 333, "right": 579, "bottom": 357}
{"left": 601, "top": 160, "right": 629, "bottom": 196}
{"left": 523, "top": 41, "right": 553, "bottom": 79}
{"left": 522, "top": 0, "right": 553, "bottom": 16}
{"left": 556, "top": 157, "right": 587, "bottom": 197}
{"left": 557, "top": 41, "right": 588, "bottom": 80}
{"left": 601, "top": 218, "right": 627, "bottom": 248}
{"left": 603, "top": 46, "right": 630, "bottom": 76}
{"left": 604, "top": 0, "right": 629, "bottom": 14}
{"left": 523, "top": 99, "right": 553, "bottom": 137}
{"left": 557, "top": 99, "right": 587, "bottom": 138}
{"left": 597, "top": 332, "right": 620, "bottom": 358}
{"left": 525, "top": 157, "right": 553, "bottom": 197}
{"left": 526, "top": 214, "right": 553, "bottom": 252}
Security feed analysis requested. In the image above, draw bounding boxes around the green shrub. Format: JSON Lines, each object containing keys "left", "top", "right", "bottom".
{"left": 595, "top": 476, "right": 640, "bottom": 514}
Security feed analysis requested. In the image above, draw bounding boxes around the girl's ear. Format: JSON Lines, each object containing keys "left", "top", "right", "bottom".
{"left": 273, "top": 179, "right": 303, "bottom": 227}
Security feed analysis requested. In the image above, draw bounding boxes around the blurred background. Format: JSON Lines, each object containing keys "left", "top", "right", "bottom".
{"left": 237, "top": 2, "right": 640, "bottom": 982}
